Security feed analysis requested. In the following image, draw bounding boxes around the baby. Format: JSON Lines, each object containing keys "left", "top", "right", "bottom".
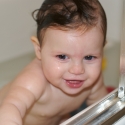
{"left": 0, "top": 0, "right": 108, "bottom": 125}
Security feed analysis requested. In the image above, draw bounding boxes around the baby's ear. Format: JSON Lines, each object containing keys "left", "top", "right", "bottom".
{"left": 31, "top": 36, "right": 41, "bottom": 60}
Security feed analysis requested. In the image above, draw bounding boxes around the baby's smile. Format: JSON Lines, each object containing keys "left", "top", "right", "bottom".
{"left": 65, "top": 80, "right": 84, "bottom": 88}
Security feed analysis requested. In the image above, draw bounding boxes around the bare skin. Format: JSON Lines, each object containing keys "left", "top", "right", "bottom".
{"left": 0, "top": 28, "right": 108, "bottom": 125}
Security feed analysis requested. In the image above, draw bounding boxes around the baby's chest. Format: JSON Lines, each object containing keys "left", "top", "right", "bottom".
{"left": 37, "top": 93, "right": 88, "bottom": 117}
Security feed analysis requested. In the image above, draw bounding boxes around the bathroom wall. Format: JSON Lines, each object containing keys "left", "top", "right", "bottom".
{"left": 0, "top": 0, "right": 123, "bottom": 63}
{"left": 0, "top": 0, "right": 43, "bottom": 63}
{"left": 99, "top": 0, "right": 123, "bottom": 42}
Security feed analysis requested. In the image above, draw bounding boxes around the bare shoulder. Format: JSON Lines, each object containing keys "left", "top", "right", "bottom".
{"left": 12, "top": 58, "right": 47, "bottom": 99}
{"left": 0, "top": 58, "right": 49, "bottom": 121}
{"left": 86, "top": 74, "right": 108, "bottom": 105}
{"left": 0, "top": 58, "right": 46, "bottom": 102}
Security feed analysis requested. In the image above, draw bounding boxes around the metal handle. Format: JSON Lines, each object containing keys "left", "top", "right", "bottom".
{"left": 118, "top": 0, "right": 125, "bottom": 99}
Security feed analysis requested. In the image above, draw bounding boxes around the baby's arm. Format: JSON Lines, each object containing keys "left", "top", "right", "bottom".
{"left": 86, "top": 74, "right": 108, "bottom": 106}
{"left": 0, "top": 68, "right": 44, "bottom": 125}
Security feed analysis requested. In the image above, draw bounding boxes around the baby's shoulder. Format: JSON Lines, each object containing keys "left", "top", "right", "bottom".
{"left": 22, "top": 58, "right": 45, "bottom": 80}
{"left": 10, "top": 58, "right": 47, "bottom": 98}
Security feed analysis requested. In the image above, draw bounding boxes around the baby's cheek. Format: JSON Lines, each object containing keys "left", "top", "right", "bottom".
{"left": 87, "top": 69, "right": 101, "bottom": 83}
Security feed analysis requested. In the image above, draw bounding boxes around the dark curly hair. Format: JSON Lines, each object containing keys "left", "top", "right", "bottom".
{"left": 32, "top": 0, "right": 107, "bottom": 46}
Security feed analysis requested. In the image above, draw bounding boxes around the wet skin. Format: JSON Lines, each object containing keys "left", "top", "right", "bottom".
{"left": 0, "top": 27, "right": 108, "bottom": 125}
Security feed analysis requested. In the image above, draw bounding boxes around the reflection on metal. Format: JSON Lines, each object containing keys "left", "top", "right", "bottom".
{"left": 118, "top": 0, "right": 125, "bottom": 99}
{"left": 60, "top": 89, "right": 125, "bottom": 125}
{"left": 60, "top": 0, "right": 125, "bottom": 124}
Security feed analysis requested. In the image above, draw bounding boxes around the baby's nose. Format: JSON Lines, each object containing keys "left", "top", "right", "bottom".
{"left": 69, "top": 63, "right": 84, "bottom": 75}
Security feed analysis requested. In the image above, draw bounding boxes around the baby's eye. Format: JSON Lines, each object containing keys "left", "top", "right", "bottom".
{"left": 84, "top": 56, "right": 95, "bottom": 60}
{"left": 56, "top": 55, "right": 68, "bottom": 60}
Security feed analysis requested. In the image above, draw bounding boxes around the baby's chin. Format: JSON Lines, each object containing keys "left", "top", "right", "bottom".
{"left": 60, "top": 87, "right": 86, "bottom": 96}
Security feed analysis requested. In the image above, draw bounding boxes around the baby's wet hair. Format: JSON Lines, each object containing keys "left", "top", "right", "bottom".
{"left": 32, "top": 0, "right": 107, "bottom": 46}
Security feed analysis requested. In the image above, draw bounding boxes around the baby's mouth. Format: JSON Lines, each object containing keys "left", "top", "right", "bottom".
{"left": 68, "top": 80, "right": 82, "bottom": 84}
{"left": 65, "top": 80, "right": 84, "bottom": 88}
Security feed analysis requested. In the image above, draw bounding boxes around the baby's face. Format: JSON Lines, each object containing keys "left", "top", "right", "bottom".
{"left": 40, "top": 27, "right": 104, "bottom": 95}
